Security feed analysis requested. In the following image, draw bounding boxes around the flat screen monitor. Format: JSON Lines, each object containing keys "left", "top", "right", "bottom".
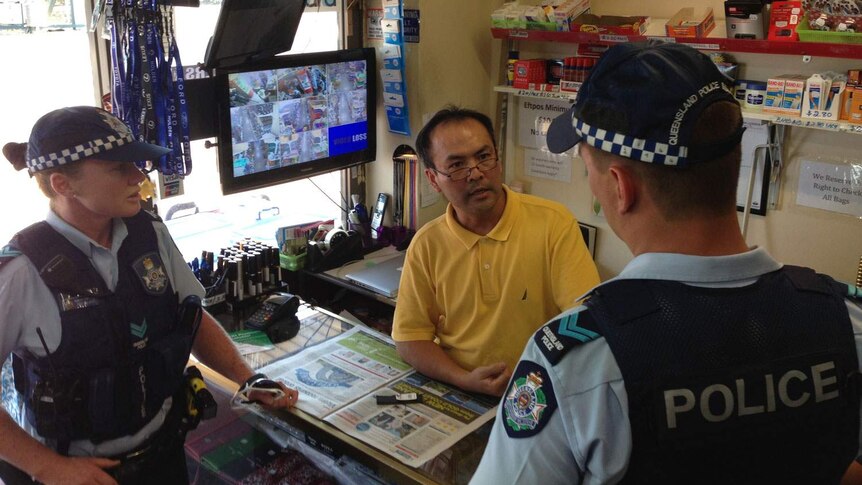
{"left": 203, "top": 0, "right": 305, "bottom": 71}
{"left": 216, "top": 47, "right": 377, "bottom": 195}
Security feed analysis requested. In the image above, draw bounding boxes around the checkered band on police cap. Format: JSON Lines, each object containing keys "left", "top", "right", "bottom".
{"left": 27, "top": 133, "right": 137, "bottom": 173}
{"left": 25, "top": 106, "right": 170, "bottom": 174}
{"left": 546, "top": 41, "right": 743, "bottom": 167}
{"left": 572, "top": 118, "right": 687, "bottom": 166}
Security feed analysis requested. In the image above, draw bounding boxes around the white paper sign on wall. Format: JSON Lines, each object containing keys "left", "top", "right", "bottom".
{"left": 524, "top": 147, "right": 572, "bottom": 183}
{"left": 517, "top": 98, "right": 572, "bottom": 150}
{"left": 796, "top": 159, "right": 862, "bottom": 217}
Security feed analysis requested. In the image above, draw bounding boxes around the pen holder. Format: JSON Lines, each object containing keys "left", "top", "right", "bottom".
{"left": 348, "top": 222, "right": 372, "bottom": 249}
{"left": 374, "top": 225, "right": 393, "bottom": 247}
{"left": 390, "top": 225, "right": 410, "bottom": 247}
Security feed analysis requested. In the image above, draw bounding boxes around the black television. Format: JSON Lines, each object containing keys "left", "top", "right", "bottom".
{"left": 203, "top": 0, "right": 306, "bottom": 71}
{"left": 215, "top": 47, "right": 377, "bottom": 195}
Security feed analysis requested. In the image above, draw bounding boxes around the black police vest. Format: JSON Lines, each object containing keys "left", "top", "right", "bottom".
{"left": 585, "top": 266, "right": 859, "bottom": 485}
{"left": 8, "top": 211, "right": 194, "bottom": 447}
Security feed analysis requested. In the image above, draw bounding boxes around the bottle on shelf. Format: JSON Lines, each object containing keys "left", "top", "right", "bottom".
{"left": 507, "top": 50, "right": 519, "bottom": 86}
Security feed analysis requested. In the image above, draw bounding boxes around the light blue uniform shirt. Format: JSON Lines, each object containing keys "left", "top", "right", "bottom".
{"left": 471, "top": 248, "right": 862, "bottom": 484}
{"left": 0, "top": 210, "right": 204, "bottom": 456}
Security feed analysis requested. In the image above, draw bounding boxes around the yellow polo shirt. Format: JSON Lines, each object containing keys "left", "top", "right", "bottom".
{"left": 392, "top": 186, "right": 600, "bottom": 372}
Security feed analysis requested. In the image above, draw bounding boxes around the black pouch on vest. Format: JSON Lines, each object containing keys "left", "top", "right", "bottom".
{"left": 88, "top": 367, "right": 118, "bottom": 439}
{"left": 145, "top": 335, "right": 192, "bottom": 410}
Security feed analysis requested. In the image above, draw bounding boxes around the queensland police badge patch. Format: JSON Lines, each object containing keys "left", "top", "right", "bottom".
{"left": 503, "top": 360, "right": 558, "bottom": 438}
{"left": 133, "top": 253, "right": 168, "bottom": 295}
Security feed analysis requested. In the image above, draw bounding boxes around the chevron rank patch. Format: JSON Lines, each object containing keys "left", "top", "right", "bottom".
{"left": 0, "top": 245, "right": 22, "bottom": 272}
{"left": 533, "top": 305, "right": 602, "bottom": 365}
{"left": 503, "top": 360, "right": 558, "bottom": 438}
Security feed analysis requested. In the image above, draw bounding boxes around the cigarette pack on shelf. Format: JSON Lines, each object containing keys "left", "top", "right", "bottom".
{"left": 802, "top": 73, "right": 846, "bottom": 120}
{"left": 666, "top": 7, "right": 716, "bottom": 38}
{"left": 767, "top": 1, "right": 803, "bottom": 41}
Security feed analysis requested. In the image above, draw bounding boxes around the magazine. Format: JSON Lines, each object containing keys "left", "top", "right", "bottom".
{"left": 251, "top": 326, "right": 498, "bottom": 467}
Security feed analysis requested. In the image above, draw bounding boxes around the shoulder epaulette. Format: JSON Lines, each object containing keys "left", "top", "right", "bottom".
{"left": 533, "top": 305, "right": 603, "bottom": 365}
{"left": 141, "top": 209, "right": 163, "bottom": 223}
{"left": 0, "top": 244, "right": 23, "bottom": 272}
{"left": 841, "top": 282, "right": 862, "bottom": 302}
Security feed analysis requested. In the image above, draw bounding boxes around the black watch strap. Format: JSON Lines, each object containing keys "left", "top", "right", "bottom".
{"left": 239, "top": 373, "right": 267, "bottom": 392}
{"left": 239, "top": 373, "right": 281, "bottom": 392}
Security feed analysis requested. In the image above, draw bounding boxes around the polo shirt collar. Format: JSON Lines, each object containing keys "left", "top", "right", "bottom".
{"left": 616, "top": 247, "right": 782, "bottom": 284}
{"left": 445, "top": 185, "right": 518, "bottom": 249}
{"left": 45, "top": 210, "right": 128, "bottom": 256}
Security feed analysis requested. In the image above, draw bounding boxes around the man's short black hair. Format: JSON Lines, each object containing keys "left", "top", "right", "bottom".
{"left": 415, "top": 106, "right": 497, "bottom": 170}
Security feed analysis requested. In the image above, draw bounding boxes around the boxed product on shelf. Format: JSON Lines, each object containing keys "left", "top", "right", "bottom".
{"left": 801, "top": 73, "right": 846, "bottom": 120}
{"left": 491, "top": 2, "right": 518, "bottom": 28}
{"left": 848, "top": 86, "right": 862, "bottom": 123}
{"left": 513, "top": 59, "right": 548, "bottom": 88}
{"left": 490, "top": 2, "right": 530, "bottom": 29}
{"left": 767, "top": 1, "right": 804, "bottom": 41}
{"left": 666, "top": 7, "right": 716, "bottom": 38}
{"left": 844, "top": 69, "right": 861, "bottom": 121}
{"left": 725, "top": 0, "right": 767, "bottom": 39}
{"left": 553, "top": 0, "right": 591, "bottom": 31}
{"left": 764, "top": 77, "right": 787, "bottom": 110}
{"left": 524, "top": 5, "right": 557, "bottom": 31}
{"left": 569, "top": 13, "right": 650, "bottom": 35}
{"left": 764, "top": 74, "right": 807, "bottom": 115}
{"left": 490, "top": 0, "right": 590, "bottom": 31}
{"left": 506, "top": 6, "right": 528, "bottom": 30}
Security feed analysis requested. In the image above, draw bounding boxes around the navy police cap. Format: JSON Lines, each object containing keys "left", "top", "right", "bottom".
{"left": 26, "top": 106, "right": 170, "bottom": 174}
{"left": 546, "top": 41, "right": 744, "bottom": 167}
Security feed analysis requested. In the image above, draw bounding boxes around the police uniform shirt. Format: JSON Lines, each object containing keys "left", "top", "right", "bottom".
{"left": 0, "top": 210, "right": 204, "bottom": 457}
{"left": 470, "top": 247, "right": 862, "bottom": 484}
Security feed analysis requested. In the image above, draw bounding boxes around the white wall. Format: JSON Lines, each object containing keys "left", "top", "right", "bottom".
{"left": 365, "top": 0, "right": 504, "bottom": 228}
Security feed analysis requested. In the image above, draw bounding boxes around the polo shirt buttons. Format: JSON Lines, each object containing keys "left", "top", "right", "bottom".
{"left": 484, "top": 263, "right": 490, "bottom": 270}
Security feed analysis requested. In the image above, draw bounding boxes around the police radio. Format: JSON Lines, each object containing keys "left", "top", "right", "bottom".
{"left": 32, "top": 327, "right": 78, "bottom": 440}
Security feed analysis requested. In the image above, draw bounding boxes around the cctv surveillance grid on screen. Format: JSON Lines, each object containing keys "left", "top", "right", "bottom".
{"left": 228, "top": 60, "right": 369, "bottom": 178}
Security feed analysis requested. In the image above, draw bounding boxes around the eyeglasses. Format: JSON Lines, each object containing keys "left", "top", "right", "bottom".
{"left": 433, "top": 155, "right": 498, "bottom": 181}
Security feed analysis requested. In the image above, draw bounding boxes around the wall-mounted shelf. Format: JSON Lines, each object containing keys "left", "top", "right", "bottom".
{"left": 491, "top": 26, "right": 862, "bottom": 60}
{"left": 743, "top": 110, "right": 862, "bottom": 134}
{"left": 495, "top": 85, "right": 862, "bottom": 136}
{"left": 493, "top": 85, "right": 579, "bottom": 101}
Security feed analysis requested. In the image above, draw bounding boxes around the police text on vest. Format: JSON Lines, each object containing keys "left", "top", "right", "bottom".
{"left": 664, "top": 361, "right": 840, "bottom": 429}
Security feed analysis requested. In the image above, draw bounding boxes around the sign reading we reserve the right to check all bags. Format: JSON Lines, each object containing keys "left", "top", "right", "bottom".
{"left": 796, "top": 159, "right": 862, "bottom": 217}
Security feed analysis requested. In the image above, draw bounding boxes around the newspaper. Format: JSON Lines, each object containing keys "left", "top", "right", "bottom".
{"left": 254, "top": 326, "right": 497, "bottom": 467}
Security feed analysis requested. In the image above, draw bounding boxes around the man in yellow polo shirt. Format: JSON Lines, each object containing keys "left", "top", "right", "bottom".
{"left": 392, "top": 106, "right": 600, "bottom": 397}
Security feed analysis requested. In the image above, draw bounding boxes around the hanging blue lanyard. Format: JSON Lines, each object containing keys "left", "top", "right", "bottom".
{"left": 109, "top": 0, "right": 192, "bottom": 176}
{"left": 167, "top": 39, "right": 192, "bottom": 175}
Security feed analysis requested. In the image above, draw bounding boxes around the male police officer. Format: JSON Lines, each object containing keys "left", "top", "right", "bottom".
{"left": 471, "top": 41, "right": 862, "bottom": 484}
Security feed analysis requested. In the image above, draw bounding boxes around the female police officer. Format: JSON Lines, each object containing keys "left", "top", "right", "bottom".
{"left": 0, "top": 106, "right": 297, "bottom": 484}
